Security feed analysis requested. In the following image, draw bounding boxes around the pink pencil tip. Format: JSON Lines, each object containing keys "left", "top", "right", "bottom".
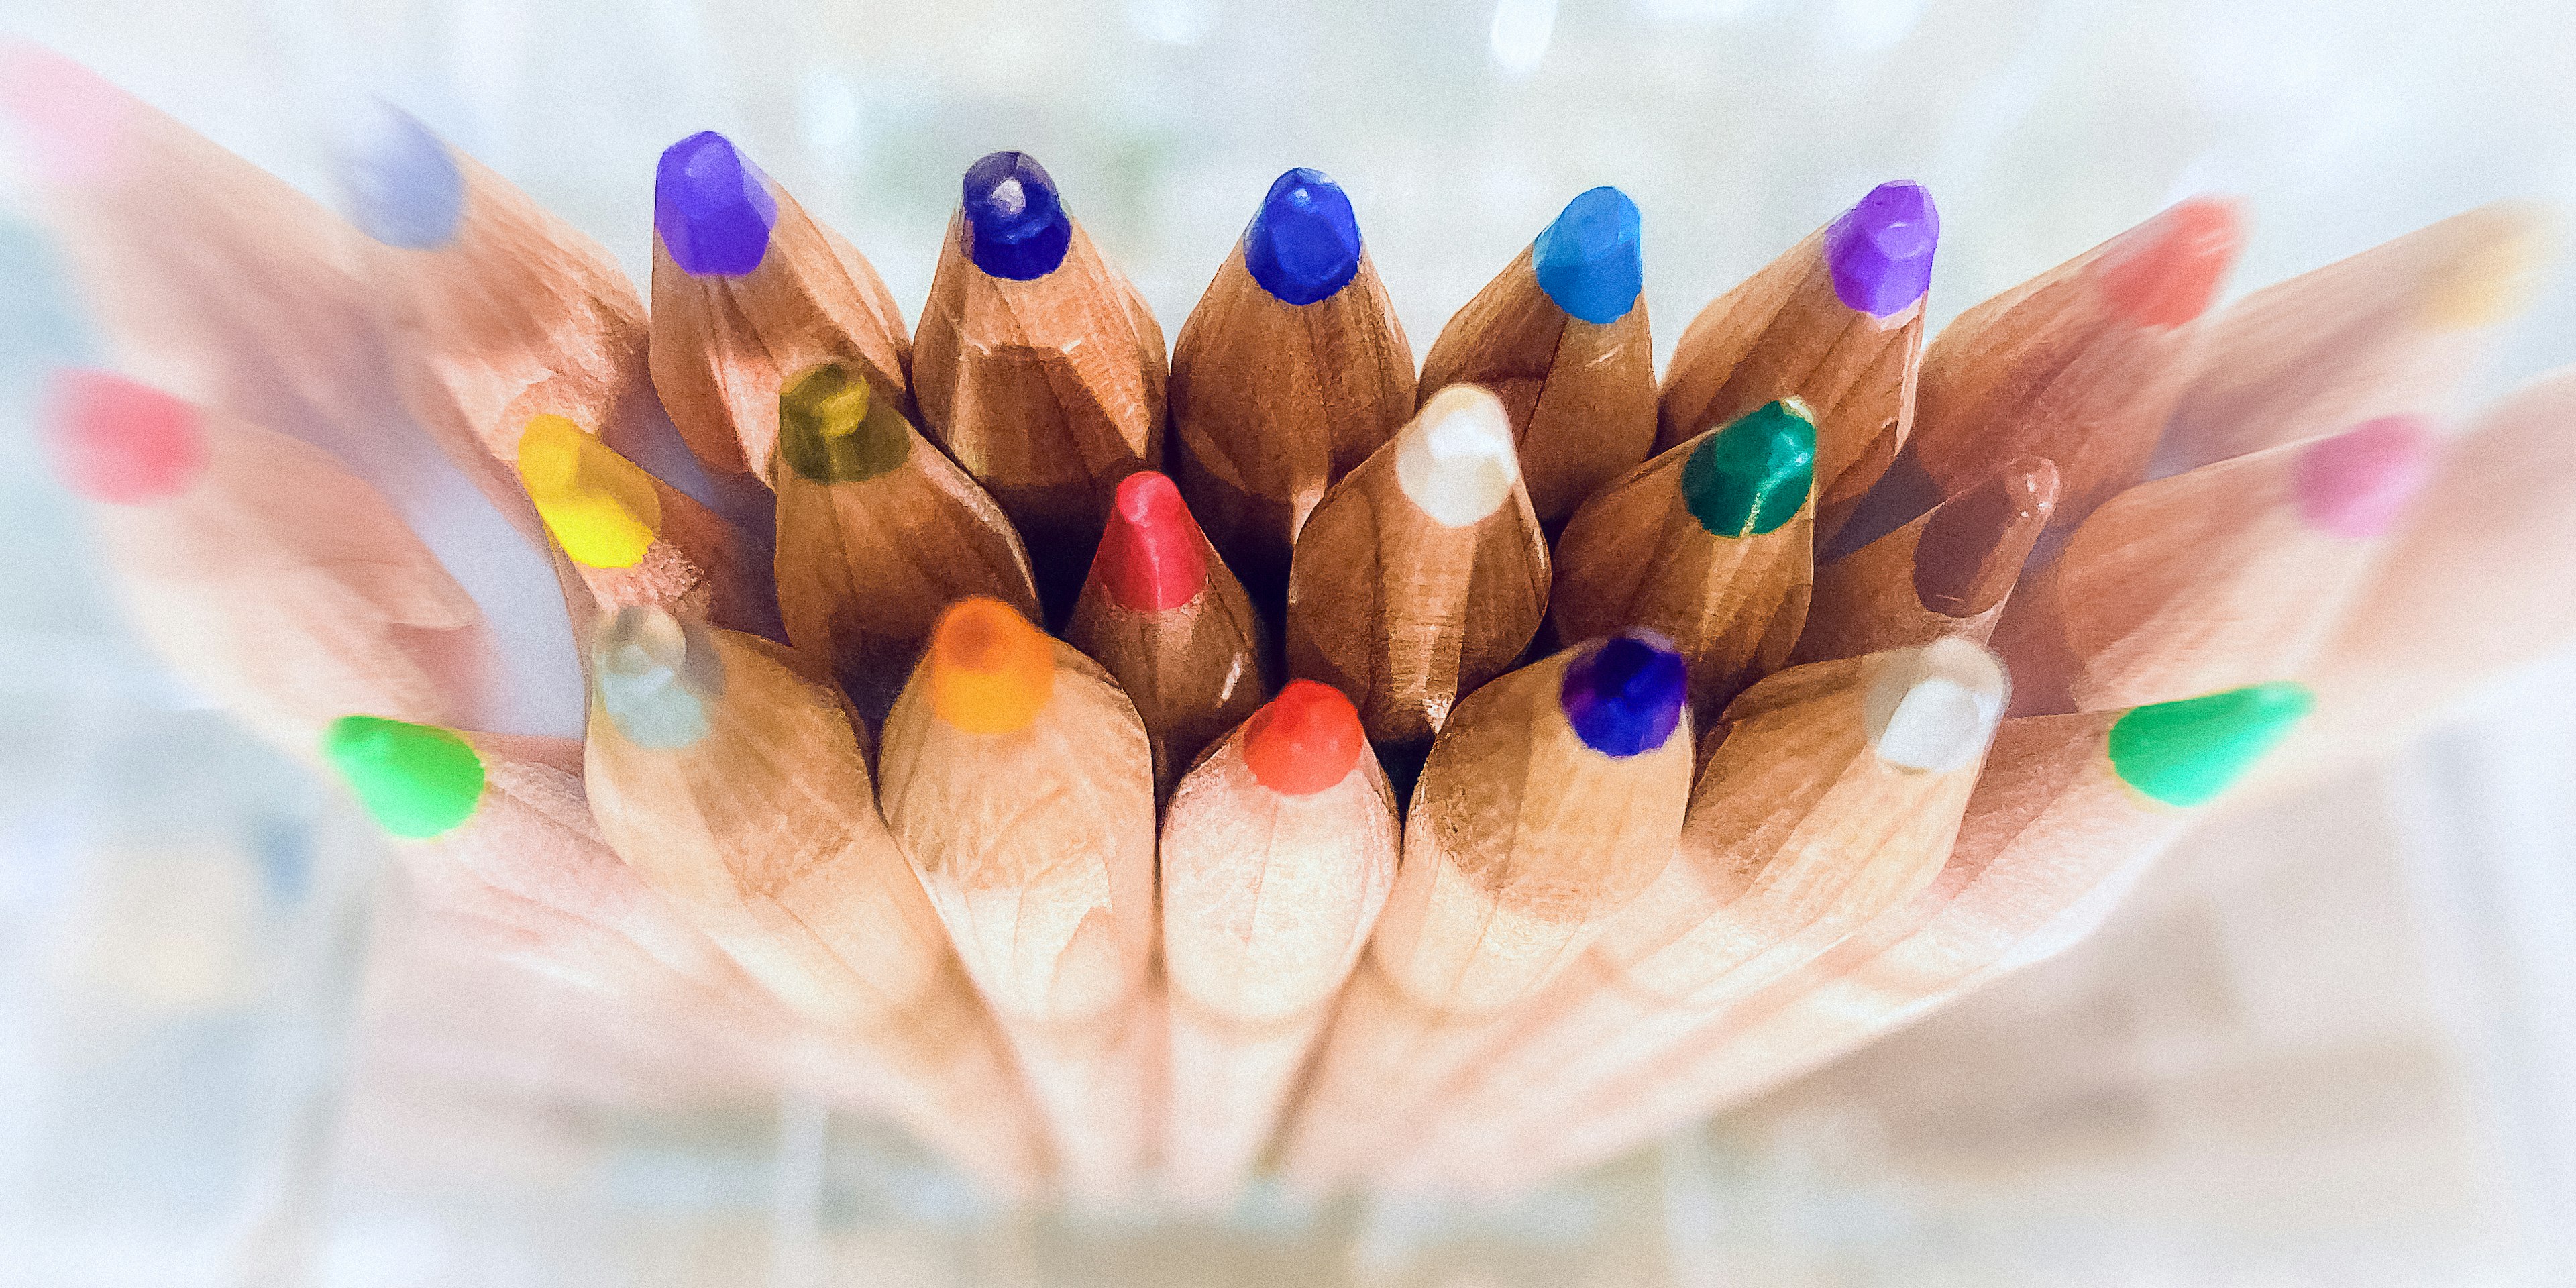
{"left": 1, "top": 43, "right": 132, "bottom": 187}
{"left": 48, "top": 370, "right": 205, "bottom": 504}
{"left": 2292, "top": 413, "right": 2437, "bottom": 539}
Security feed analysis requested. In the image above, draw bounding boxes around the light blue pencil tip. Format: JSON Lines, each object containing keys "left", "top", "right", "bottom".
{"left": 343, "top": 106, "right": 464, "bottom": 250}
{"left": 1533, "top": 186, "right": 1642, "bottom": 325}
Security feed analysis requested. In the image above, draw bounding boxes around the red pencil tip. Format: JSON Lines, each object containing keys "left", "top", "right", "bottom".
{"left": 1092, "top": 471, "right": 1209, "bottom": 612}
{"left": 2094, "top": 197, "right": 2243, "bottom": 328}
{"left": 48, "top": 370, "right": 204, "bottom": 504}
{"left": 1242, "top": 680, "right": 1366, "bottom": 796}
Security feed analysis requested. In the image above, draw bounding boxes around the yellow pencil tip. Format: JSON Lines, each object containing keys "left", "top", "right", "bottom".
{"left": 2420, "top": 211, "right": 2550, "bottom": 331}
{"left": 517, "top": 414, "right": 663, "bottom": 568}
{"left": 926, "top": 596, "right": 1055, "bottom": 734}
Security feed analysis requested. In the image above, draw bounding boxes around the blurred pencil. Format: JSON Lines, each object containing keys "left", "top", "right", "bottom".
{"left": 1907, "top": 196, "right": 2243, "bottom": 527}
{"left": 913, "top": 151, "right": 1167, "bottom": 615}
{"left": 1159, "top": 680, "right": 1399, "bottom": 1207}
{"left": 1656, "top": 182, "right": 1936, "bottom": 544}
{"left": 877, "top": 598, "right": 1161, "bottom": 1202}
{"left": 1418, "top": 186, "right": 1654, "bottom": 528}
{"left": 1790, "top": 457, "right": 2057, "bottom": 663}
{"left": 1279, "top": 632, "right": 1693, "bottom": 1189}
{"left": 771, "top": 362, "right": 1038, "bottom": 724}
{"left": 1064, "top": 471, "right": 1269, "bottom": 796}
{"left": 1285, "top": 384, "right": 1550, "bottom": 756}
{"left": 1168, "top": 167, "right": 1415, "bottom": 601}
{"left": 2159, "top": 201, "right": 2551, "bottom": 473}
{"left": 1550, "top": 398, "right": 1816, "bottom": 718}
{"left": 649, "top": 130, "right": 913, "bottom": 484}
{"left": 1992, "top": 415, "right": 2435, "bottom": 715}
{"left": 514, "top": 413, "right": 778, "bottom": 641}
{"left": 46, "top": 372, "right": 498, "bottom": 750}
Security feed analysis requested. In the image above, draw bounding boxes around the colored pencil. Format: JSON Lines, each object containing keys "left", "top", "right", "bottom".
{"left": 515, "top": 412, "right": 778, "bottom": 641}
{"left": 649, "top": 130, "right": 914, "bottom": 484}
{"left": 47, "top": 372, "right": 498, "bottom": 750}
{"left": 1655, "top": 182, "right": 1936, "bottom": 544}
{"left": 1992, "top": 415, "right": 2435, "bottom": 716}
{"left": 1277, "top": 631, "right": 1693, "bottom": 1189}
{"left": 1907, "top": 196, "right": 2243, "bottom": 527}
{"left": 1387, "top": 638, "right": 2006, "bottom": 1191}
{"left": 1284, "top": 384, "right": 1550, "bottom": 755}
{"left": 875, "top": 598, "right": 1161, "bottom": 1201}
{"left": 1064, "top": 471, "right": 1270, "bottom": 796}
{"left": 1158, "top": 680, "right": 1399, "bottom": 1206}
{"left": 580, "top": 606, "right": 1051, "bottom": 1191}
{"left": 1167, "top": 167, "right": 1416, "bottom": 601}
{"left": 912, "top": 152, "right": 1168, "bottom": 614}
{"left": 1417, "top": 186, "right": 1655, "bottom": 528}
{"left": 771, "top": 360, "right": 1039, "bottom": 724}
{"left": 1550, "top": 398, "right": 1816, "bottom": 718}
{"left": 2160, "top": 201, "right": 2551, "bottom": 473}
{"left": 1790, "top": 457, "right": 2058, "bottom": 664}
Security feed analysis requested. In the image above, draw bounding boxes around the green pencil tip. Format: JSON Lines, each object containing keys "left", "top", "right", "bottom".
{"left": 1682, "top": 400, "right": 1816, "bottom": 537}
{"left": 778, "top": 362, "right": 910, "bottom": 483}
{"left": 2106, "top": 682, "right": 2314, "bottom": 808}
{"left": 321, "top": 715, "right": 486, "bottom": 839}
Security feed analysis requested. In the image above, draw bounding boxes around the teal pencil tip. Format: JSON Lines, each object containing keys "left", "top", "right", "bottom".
{"left": 2106, "top": 682, "right": 2314, "bottom": 808}
{"left": 1680, "top": 400, "right": 1816, "bottom": 537}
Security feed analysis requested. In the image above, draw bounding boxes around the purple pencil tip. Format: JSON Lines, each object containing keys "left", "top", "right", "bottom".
{"left": 655, "top": 131, "right": 777, "bottom": 277}
{"left": 1824, "top": 181, "right": 1937, "bottom": 318}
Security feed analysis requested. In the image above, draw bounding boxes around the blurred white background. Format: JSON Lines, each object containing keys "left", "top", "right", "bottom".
{"left": 3, "top": 0, "right": 2574, "bottom": 1283}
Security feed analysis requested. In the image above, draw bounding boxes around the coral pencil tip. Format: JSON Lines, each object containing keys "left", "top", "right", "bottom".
{"left": 1245, "top": 167, "right": 1362, "bottom": 305}
{"left": 1093, "top": 471, "right": 1209, "bottom": 612}
{"left": 1534, "top": 186, "right": 1644, "bottom": 324}
{"left": 961, "top": 150, "right": 1072, "bottom": 280}
{"left": 47, "top": 370, "right": 204, "bottom": 504}
{"left": 2095, "top": 196, "right": 2244, "bottom": 327}
{"left": 1825, "top": 180, "right": 1939, "bottom": 318}
{"left": 654, "top": 130, "right": 777, "bottom": 276}
{"left": 928, "top": 597, "right": 1056, "bottom": 733}
{"left": 1559, "top": 631, "right": 1688, "bottom": 757}
{"left": 341, "top": 105, "right": 464, "bottom": 249}
{"left": 1241, "top": 680, "right": 1366, "bottom": 795}
{"left": 2292, "top": 414, "right": 2438, "bottom": 539}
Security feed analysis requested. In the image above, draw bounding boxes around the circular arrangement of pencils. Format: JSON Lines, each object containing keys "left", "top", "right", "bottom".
{"left": 21, "top": 44, "right": 2576, "bottom": 1210}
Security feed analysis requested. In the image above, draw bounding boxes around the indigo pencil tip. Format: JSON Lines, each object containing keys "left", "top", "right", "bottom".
{"left": 962, "top": 150, "right": 1072, "bottom": 280}
{"left": 1824, "top": 181, "right": 1937, "bottom": 318}
{"left": 655, "top": 131, "right": 777, "bottom": 277}
{"left": 1533, "top": 186, "right": 1642, "bottom": 325}
{"left": 1245, "top": 167, "right": 1362, "bottom": 305}
{"left": 1560, "top": 631, "right": 1687, "bottom": 757}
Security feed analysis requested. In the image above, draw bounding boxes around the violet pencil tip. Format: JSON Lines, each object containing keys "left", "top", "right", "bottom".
{"left": 1560, "top": 631, "right": 1687, "bottom": 757}
{"left": 1824, "top": 180, "right": 1938, "bottom": 318}
{"left": 655, "top": 130, "right": 777, "bottom": 277}
{"left": 341, "top": 103, "right": 464, "bottom": 250}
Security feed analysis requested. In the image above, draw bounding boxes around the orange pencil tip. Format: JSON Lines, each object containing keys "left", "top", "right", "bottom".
{"left": 2094, "top": 197, "right": 2243, "bottom": 328}
{"left": 928, "top": 596, "right": 1055, "bottom": 734}
{"left": 47, "top": 370, "right": 203, "bottom": 504}
{"left": 1242, "top": 680, "right": 1365, "bottom": 796}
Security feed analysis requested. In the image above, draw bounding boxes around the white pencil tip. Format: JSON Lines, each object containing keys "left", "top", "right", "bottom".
{"left": 591, "top": 606, "right": 724, "bottom": 749}
{"left": 1866, "top": 637, "right": 2007, "bottom": 772}
{"left": 1395, "top": 384, "right": 1521, "bottom": 527}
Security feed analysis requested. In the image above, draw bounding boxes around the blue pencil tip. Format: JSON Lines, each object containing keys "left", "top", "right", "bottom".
{"left": 655, "top": 131, "right": 777, "bottom": 277}
{"left": 961, "top": 150, "right": 1071, "bottom": 280}
{"left": 342, "top": 106, "right": 464, "bottom": 250}
{"left": 1244, "top": 168, "right": 1361, "bottom": 305}
{"left": 1560, "top": 631, "right": 1686, "bottom": 757}
{"left": 1533, "top": 186, "right": 1642, "bottom": 325}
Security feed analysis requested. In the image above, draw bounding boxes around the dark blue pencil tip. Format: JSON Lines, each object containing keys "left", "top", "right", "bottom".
{"left": 1244, "top": 168, "right": 1361, "bottom": 305}
{"left": 343, "top": 106, "right": 464, "bottom": 250}
{"left": 655, "top": 131, "right": 777, "bottom": 277}
{"left": 1560, "top": 631, "right": 1686, "bottom": 757}
{"left": 962, "top": 150, "right": 1071, "bottom": 280}
{"left": 1533, "top": 186, "right": 1642, "bottom": 325}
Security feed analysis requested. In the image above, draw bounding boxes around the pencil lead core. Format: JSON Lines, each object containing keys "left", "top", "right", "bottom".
{"left": 517, "top": 414, "right": 663, "bottom": 568}
{"left": 48, "top": 370, "right": 205, "bottom": 504}
{"left": 962, "top": 150, "right": 1071, "bottom": 280}
{"left": 1682, "top": 400, "right": 1816, "bottom": 538}
{"left": 2107, "top": 681, "right": 2313, "bottom": 808}
{"left": 2291, "top": 414, "right": 2436, "bottom": 539}
{"left": 1533, "top": 186, "right": 1642, "bottom": 325}
{"left": 321, "top": 715, "right": 486, "bottom": 839}
{"left": 1244, "top": 167, "right": 1362, "bottom": 305}
{"left": 1913, "top": 456, "right": 2058, "bottom": 616}
{"left": 1242, "top": 680, "right": 1366, "bottom": 795}
{"left": 2094, "top": 197, "right": 2242, "bottom": 328}
{"left": 1395, "top": 385, "right": 1521, "bottom": 526}
{"left": 655, "top": 131, "right": 777, "bottom": 276}
{"left": 1092, "top": 471, "right": 1209, "bottom": 612}
{"left": 1824, "top": 181, "right": 1938, "bottom": 318}
{"left": 928, "top": 597, "right": 1055, "bottom": 734}
{"left": 341, "top": 103, "right": 464, "bottom": 250}
{"left": 778, "top": 362, "right": 910, "bottom": 483}
{"left": 592, "top": 607, "right": 724, "bottom": 749}
{"left": 1560, "top": 631, "right": 1688, "bottom": 757}
{"left": 1866, "top": 637, "right": 2008, "bottom": 772}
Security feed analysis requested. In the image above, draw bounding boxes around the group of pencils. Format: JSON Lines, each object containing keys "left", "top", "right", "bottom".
{"left": 18, "top": 42, "right": 2576, "bottom": 1209}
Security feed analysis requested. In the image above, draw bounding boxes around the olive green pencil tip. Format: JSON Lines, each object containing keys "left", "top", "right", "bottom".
{"left": 321, "top": 715, "right": 486, "bottom": 839}
{"left": 778, "top": 362, "right": 910, "bottom": 483}
{"left": 2106, "top": 682, "right": 2314, "bottom": 808}
{"left": 1682, "top": 399, "right": 1816, "bottom": 537}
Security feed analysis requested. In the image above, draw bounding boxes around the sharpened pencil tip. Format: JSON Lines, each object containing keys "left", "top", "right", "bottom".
{"left": 1534, "top": 186, "right": 1642, "bottom": 325}
{"left": 0, "top": 42, "right": 130, "bottom": 188}
{"left": 1395, "top": 385, "right": 1522, "bottom": 527}
{"left": 2094, "top": 197, "right": 2242, "bottom": 328}
{"left": 779, "top": 362, "right": 910, "bottom": 483}
{"left": 517, "top": 415, "right": 663, "bottom": 568}
{"left": 342, "top": 104, "right": 464, "bottom": 249}
{"left": 1866, "top": 638, "right": 2008, "bottom": 772}
{"left": 592, "top": 607, "right": 723, "bottom": 749}
{"left": 322, "top": 715, "right": 485, "bottom": 839}
{"left": 1825, "top": 181, "right": 1938, "bottom": 318}
{"left": 655, "top": 131, "right": 777, "bottom": 276}
{"left": 46, "top": 370, "right": 204, "bottom": 504}
{"left": 2107, "top": 682, "right": 2313, "bottom": 808}
{"left": 1682, "top": 400, "right": 1816, "bottom": 538}
{"left": 2292, "top": 414, "right": 2436, "bottom": 539}
{"left": 1560, "top": 631, "right": 1688, "bottom": 758}
{"left": 962, "top": 150, "right": 1071, "bottom": 280}
{"left": 1244, "top": 167, "right": 1362, "bottom": 305}
{"left": 1091, "top": 472, "right": 1209, "bottom": 612}
{"left": 2420, "top": 206, "right": 2551, "bottom": 331}
{"left": 1242, "top": 680, "right": 1366, "bottom": 795}
{"left": 928, "top": 597, "right": 1055, "bottom": 734}
{"left": 1913, "top": 456, "right": 2058, "bottom": 616}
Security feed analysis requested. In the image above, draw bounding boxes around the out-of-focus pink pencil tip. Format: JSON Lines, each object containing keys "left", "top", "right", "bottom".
{"left": 0, "top": 43, "right": 131, "bottom": 188}
{"left": 2292, "top": 413, "right": 2438, "bottom": 539}
{"left": 48, "top": 370, "right": 204, "bottom": 504}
